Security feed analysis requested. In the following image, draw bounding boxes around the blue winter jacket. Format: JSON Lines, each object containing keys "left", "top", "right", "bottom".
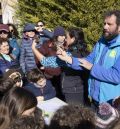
{"left": 20, "top": 36, "right": 41, "bottom": 73}
{"left": 24, "top": 80, "right": 56, "bottom": 100}
{"left": 69, "top": 35, "right": 120, "bottom": 103}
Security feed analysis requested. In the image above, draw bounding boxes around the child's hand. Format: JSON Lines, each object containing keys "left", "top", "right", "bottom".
{"left": 37, "top": 96, "right": 44, "bottom": 102}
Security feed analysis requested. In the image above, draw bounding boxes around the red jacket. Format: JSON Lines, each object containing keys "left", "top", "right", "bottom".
{"left": 36, "top": 40, "right": 62, "bottom": 78}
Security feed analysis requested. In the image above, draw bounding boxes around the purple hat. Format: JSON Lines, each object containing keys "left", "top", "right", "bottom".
{"left": 96, "top": 103, "right": 119, "bottom": 129}
{"left": 0, "top": 24, "right": 9, "bottom": 32}
{"left": 53, "top": 26, "right": 65, "bottom": 37}
{"left": 23, "top": 23, "right": 35, "bottom": 32}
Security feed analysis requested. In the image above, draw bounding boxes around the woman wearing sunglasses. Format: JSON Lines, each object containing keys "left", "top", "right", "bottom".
{"left": 0, "top": 24, "right": 20, "bottom": 59}
{"left": 35, "top": 21, "right": 53, "bottom": 44}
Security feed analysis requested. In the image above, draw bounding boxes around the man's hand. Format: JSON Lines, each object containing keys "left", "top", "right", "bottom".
{"left": 32, "top": 40, "right": 37, "bottom": 49}
{"left": 79, "top": 58, "right": 93, "bottom": 70}
{"left": 35, "top": 26, "right": 43, "bottom": 32}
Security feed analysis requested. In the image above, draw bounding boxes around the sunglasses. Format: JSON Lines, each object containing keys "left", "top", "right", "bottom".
{"left": 27, "top": 30, "right": 36, "bottom": 32}
{"left": 0, "top": 30, "right": 8, "bottom": 34}
{"left": 37, "top": 25, "right": 44, "bottom": 27}
{"left": 10, "top": 30, "right": 14, "bottom": 32}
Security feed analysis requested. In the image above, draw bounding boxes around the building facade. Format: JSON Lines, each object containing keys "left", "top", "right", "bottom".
{"left": 0, "top": 0, "right": 18, "bottom": 24}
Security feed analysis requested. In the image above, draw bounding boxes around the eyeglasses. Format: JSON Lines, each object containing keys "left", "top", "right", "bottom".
{"left": 0, "top": 30, "right": 8, "bottom": 34}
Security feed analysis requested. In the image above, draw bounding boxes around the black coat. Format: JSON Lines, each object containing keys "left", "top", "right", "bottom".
{"left": 61, "top": 46, "right": 89, "bottom": 93}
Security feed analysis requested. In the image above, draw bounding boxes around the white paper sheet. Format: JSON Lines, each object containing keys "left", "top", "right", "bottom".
{"left": 37, "top": 97, "right": 67, "bottom": 125}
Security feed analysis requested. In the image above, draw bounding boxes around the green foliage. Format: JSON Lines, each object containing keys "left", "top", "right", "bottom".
{"left": 15, "top": 0, "right": 120, "bottom": 51}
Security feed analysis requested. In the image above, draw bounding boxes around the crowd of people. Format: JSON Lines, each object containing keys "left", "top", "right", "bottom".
{"left": 0, "top": 10, "right": 120, "bottom": 129}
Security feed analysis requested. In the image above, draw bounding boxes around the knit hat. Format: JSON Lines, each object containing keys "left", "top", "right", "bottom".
{"left": 23, "top": 23, "right": 35, "bottom": 32}
{"left": 96, "top": 103, "right": 119, "bottom": 129}
{"left": 53, "top": 26, "right": 65, "bottom": 37}
{"left": 0, "top": 24, "right": 9, "bottom": 32}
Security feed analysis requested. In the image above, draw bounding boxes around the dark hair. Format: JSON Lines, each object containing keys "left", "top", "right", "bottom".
{"left": 0, "top": 87, "right": 37, "bottom": 129}
{"left": 104, "top": 10, "right": 120, "bottom": 26}
{"left": 0, "top": 78, "right": 15, "bottom": 94}
{"left": 26, "top": 68, "right": 45, "bottom": 83}
{"left": 37, "top": 21, "right": 45, "bottom": 26}
{"left": 8, "top": 108, "right": 45, "bottom": 129}
{"left": 67, "top": 27, "right": 89, "bottom": 57}
{"left": 110, "top": 118, "right": 120, "bottom": 129}
{"left": 3, "top": 69, "right": 22, "bottom": 83}
{"left": 7, "top": 23, "right": 19, "bottom": 38}
{"left": 0, "top": 78, "right": 15, "bottom": 101}
{"left": 49, "top": 105, "right": 95, "bottom": 129}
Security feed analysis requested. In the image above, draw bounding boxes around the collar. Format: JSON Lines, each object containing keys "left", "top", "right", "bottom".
{"left": 33, "top": 83, "right": 40, "bottom": 88}
{"left": 101, "top": 35, "right": 120, "bottom": 48}
{"left": 107, "top": 36, "right": 118, "bottom": 45}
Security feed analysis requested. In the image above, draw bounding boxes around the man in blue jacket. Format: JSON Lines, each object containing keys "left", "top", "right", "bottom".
{"left": 57, "top": 10, "right": 120, "bottom": 108}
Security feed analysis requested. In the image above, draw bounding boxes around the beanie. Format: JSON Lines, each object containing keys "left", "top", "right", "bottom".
{"left": 96, "top": 103, "right": 119, "bottom": 129}
{"left": 0, "top": 24, "right": 9, "bottom": 32}
{"left": 53, "top": 26, "right": 65, "bottom": 37}
{"left": 23, "top": 23, "right": 35, "bottom": 32}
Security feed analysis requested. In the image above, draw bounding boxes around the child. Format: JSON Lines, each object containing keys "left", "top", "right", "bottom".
{"left": 49, "top": 104, "right": 95, "bottom": 129}
{"left": 20, "top": 23, "right": 41, "bottom": 73}
{"left": 24, "top": 68, "right": 56, "bottom": 101}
